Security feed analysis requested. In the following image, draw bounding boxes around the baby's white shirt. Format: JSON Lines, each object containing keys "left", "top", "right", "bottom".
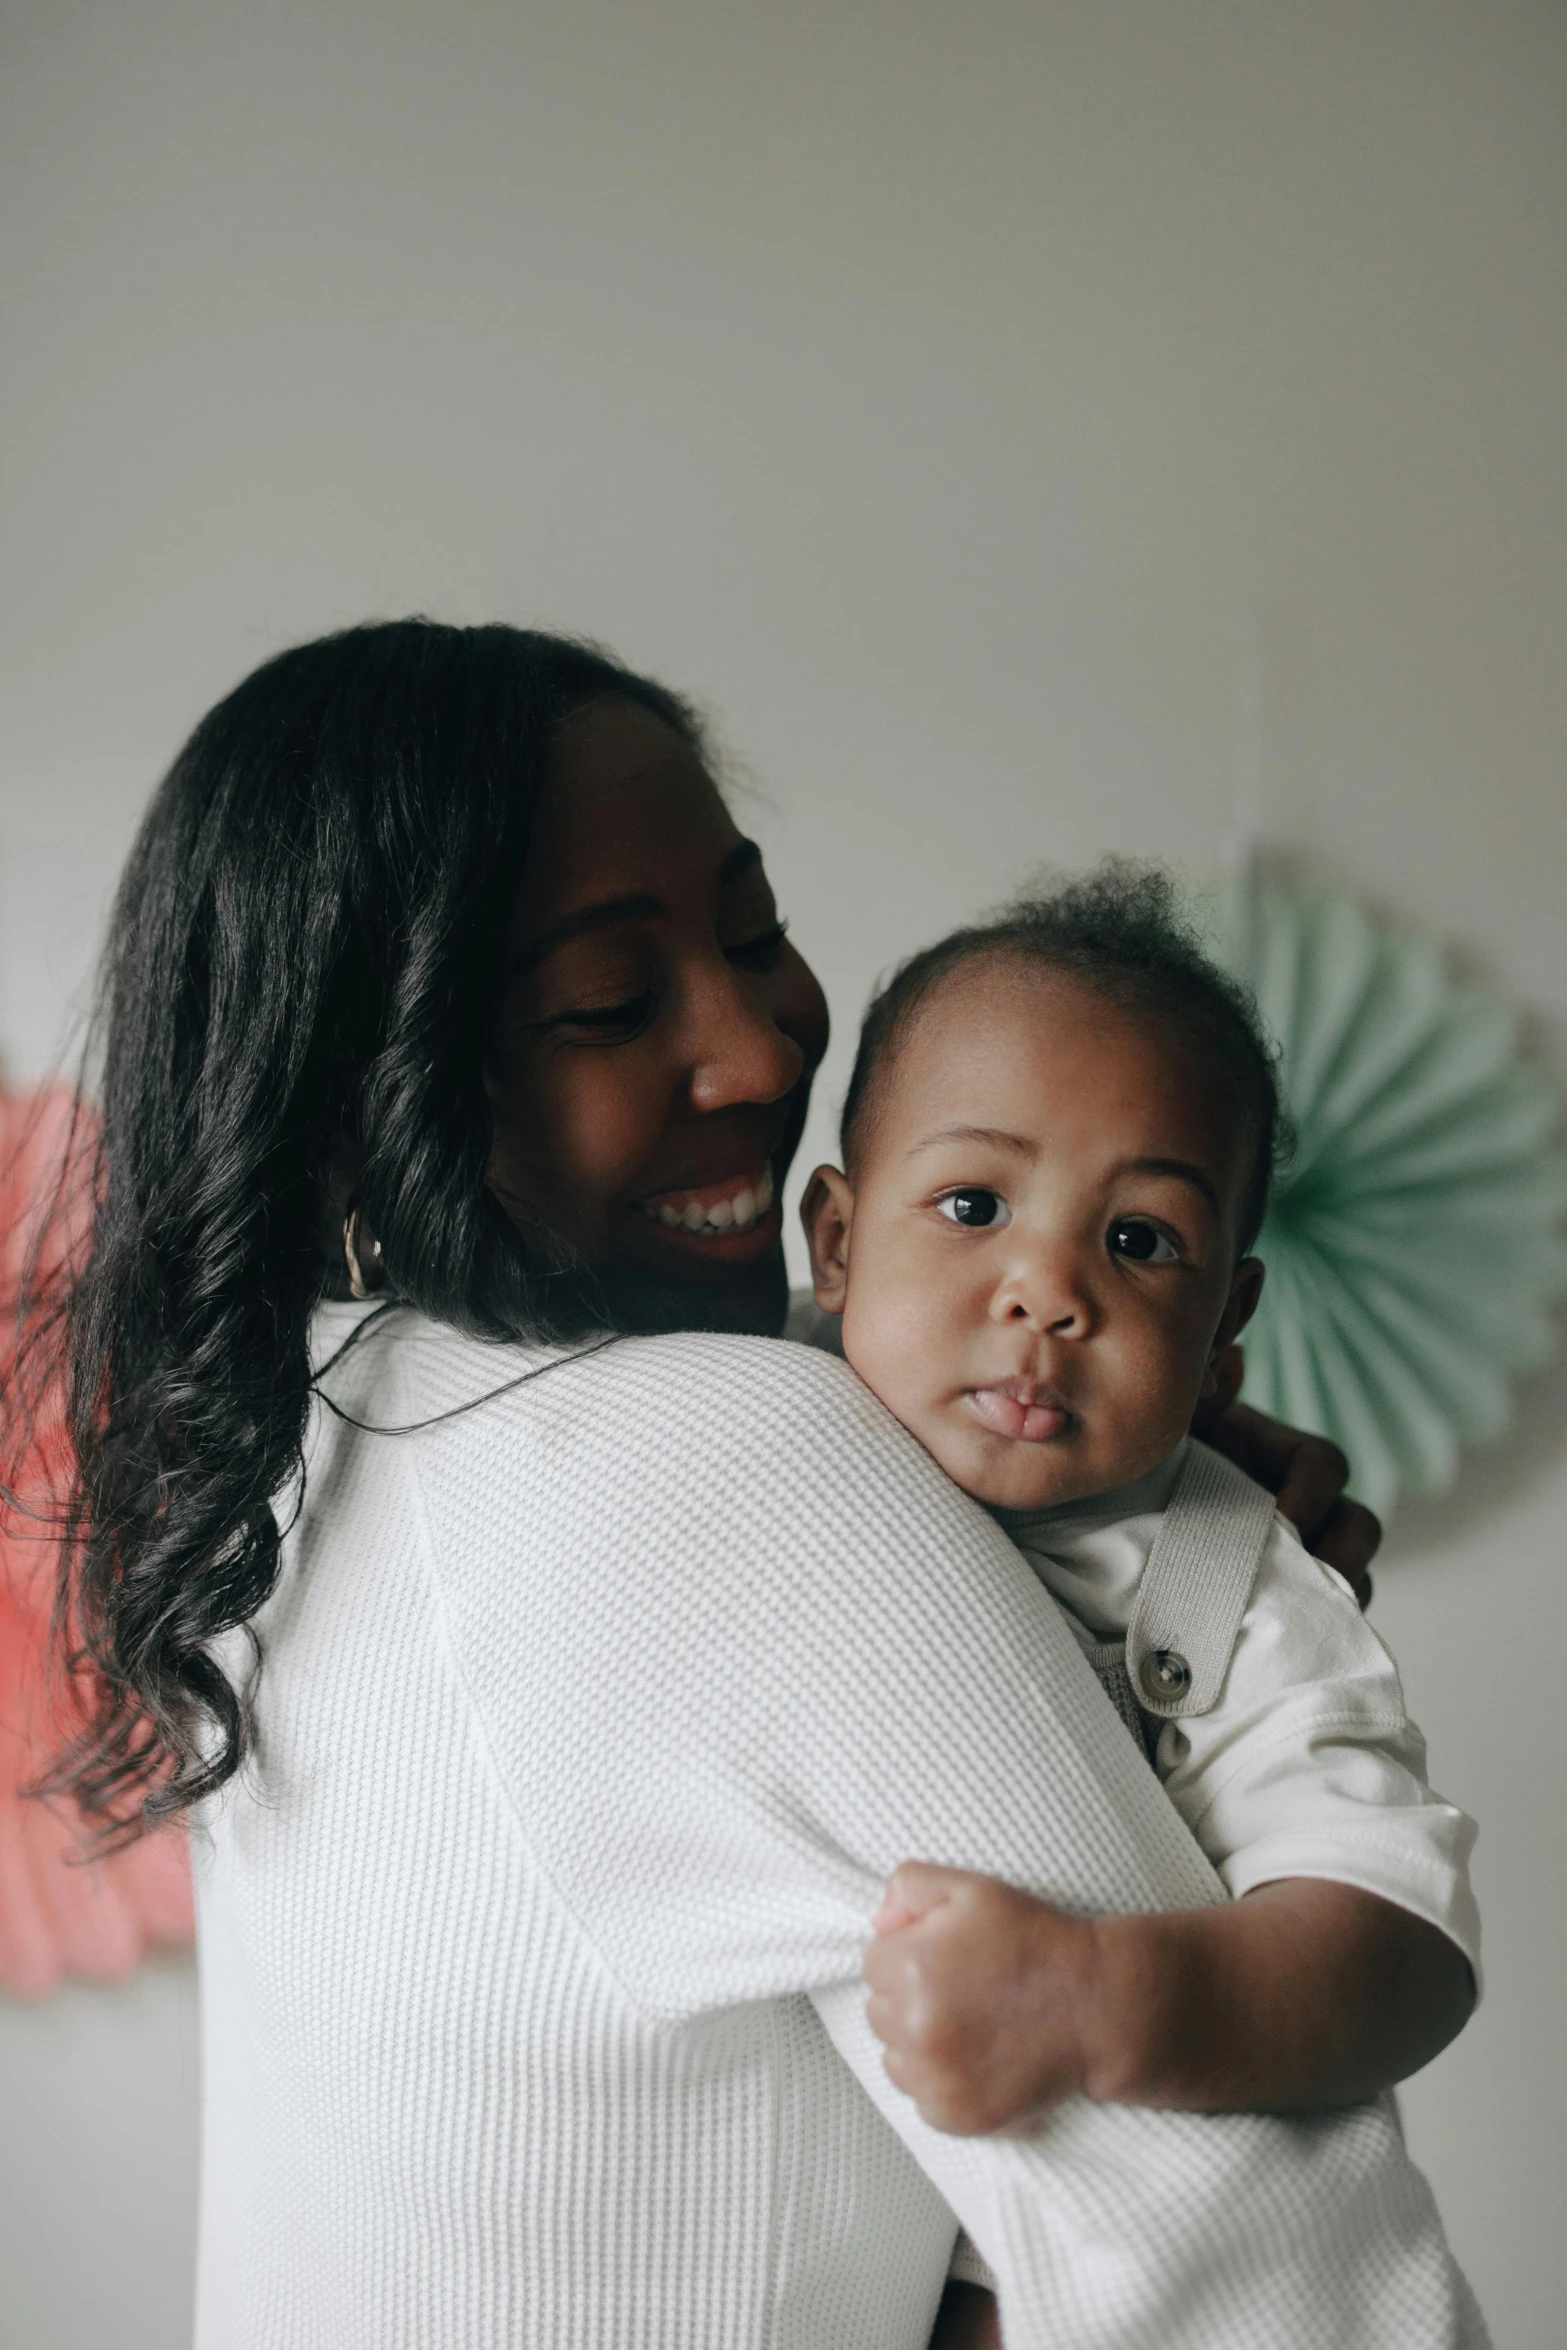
{"left": 787, "top": 1298, "right": 1480, "bottom": 1978}
{"left": 992, "top": 1444, "right": 1482, "bottom": 1977}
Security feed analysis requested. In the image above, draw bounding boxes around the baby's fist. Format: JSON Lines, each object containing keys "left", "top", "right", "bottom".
{"left": 862, "top": 1862, "right": 1098, "bottom": 2135}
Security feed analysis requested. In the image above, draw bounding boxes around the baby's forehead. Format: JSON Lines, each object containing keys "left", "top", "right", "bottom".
{"left": 862, "top": 953, "right": 1250, "bottom": 1179}
{"left": 889, "top": 952, "right": 1146, "bottom": 1084}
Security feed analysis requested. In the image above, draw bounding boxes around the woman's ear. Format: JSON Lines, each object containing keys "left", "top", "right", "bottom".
{"left": 1201, "top": 1257, "right": 1265, "bottom": 1398}
{"left": 799, "top": 1164, "right": 856, "bottom": 1313}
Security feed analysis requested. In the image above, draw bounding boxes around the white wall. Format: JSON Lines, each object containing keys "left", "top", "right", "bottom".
{"left": 1, "top": 4, "right": 1563, "bottom": 2344}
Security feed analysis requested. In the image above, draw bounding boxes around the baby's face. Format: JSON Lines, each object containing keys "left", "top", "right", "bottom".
{"left": 803, "top": 958, "right": 1262, "bottom": 1511}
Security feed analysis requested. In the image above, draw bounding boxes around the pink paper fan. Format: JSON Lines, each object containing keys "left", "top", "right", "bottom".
{"left": 0, "top": 1087, "right": 194, "bottom": 1999}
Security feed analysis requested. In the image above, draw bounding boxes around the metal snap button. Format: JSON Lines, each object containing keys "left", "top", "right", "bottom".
{"left": 1139, "top": 1649, "right": 1192, "bottom": 1703}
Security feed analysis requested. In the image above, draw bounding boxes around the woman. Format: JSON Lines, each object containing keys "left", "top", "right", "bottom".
{"left": 26, "top": 623, "right": 1472, "bottom": 2349}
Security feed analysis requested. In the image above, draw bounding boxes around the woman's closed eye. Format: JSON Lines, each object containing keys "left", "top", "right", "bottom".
{"left": 723, "top": 918, "right": 791, "bottom": 972}
{"left": 936, "top": 1186, "right": 1012, "bottom": 1229}
{"left": 536, "top": 990, "right": 658, "bottom": 1040}
{"left": 534, "top": 922, "right": 789, "bottom": 1039}
{"left": 1106, "top": 1216, "right": 1182, "bottom": 1264}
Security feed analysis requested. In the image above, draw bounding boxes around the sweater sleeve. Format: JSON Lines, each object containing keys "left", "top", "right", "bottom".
{"left": 419, "top": 1329, "right": 1223, "bottom": 2012}
{"left": 415, "top": 1329, "right": 1480, "bottom": 2350}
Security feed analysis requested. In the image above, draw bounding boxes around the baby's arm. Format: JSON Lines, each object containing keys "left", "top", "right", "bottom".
{"left": 865, "top": 1862, "right": 1473, "bottom": 2128}
{"left": 866, "top": 1517, "right": 1479, "bottom": 2128}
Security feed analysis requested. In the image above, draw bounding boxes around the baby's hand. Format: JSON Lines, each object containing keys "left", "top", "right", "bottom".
{"left": 862, "top": 1862, "right": 1098, "bottom": 2134}
{"left": 867, "top": 1869, "right": 1477, "bottom": 2127}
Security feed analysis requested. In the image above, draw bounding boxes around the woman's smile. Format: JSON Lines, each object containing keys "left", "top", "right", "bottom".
{"left": 632, "top": 1163, "right": 778, "bottom": 1246}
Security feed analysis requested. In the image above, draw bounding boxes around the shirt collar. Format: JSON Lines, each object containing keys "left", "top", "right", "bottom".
{"left": 985, "top": 1437, "right": 1189, "bottom": 1550}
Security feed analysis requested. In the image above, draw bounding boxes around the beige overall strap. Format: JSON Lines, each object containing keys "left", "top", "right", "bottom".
{"left": 1126, "top": 1440, "right": 1277, "bottom": 1721}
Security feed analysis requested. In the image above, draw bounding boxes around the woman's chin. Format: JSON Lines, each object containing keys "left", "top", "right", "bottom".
{"left": 589, "top": 1213, "right": 791, "bottom": 1337}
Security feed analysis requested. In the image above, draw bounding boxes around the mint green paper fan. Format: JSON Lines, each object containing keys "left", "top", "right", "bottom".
{"left": 1214, "top": 880, "right": 1567, "bottom": 1519}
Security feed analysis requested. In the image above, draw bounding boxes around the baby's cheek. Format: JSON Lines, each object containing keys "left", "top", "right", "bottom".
{"left": 843, "top": 1281, "right": 950, "bottom": 1421}
{"left": 844, "top": 1314, "right": 928, "bottom": 1423}
{"left": 1104, "top": 1324, "right": 1210, "bottom": 1453}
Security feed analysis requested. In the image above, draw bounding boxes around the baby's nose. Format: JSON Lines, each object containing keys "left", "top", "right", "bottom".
{"left": 995, "top": 1240, "right": 1095, "bottom": 1335}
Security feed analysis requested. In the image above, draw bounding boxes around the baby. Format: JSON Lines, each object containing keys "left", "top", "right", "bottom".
{"left": 798, "top": 865, "right": 1479, "bottom": 2208}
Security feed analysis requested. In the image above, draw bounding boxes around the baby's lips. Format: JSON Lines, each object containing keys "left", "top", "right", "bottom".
{"left": 966, "top": 1386, "right": 1072, "bottom": 1444}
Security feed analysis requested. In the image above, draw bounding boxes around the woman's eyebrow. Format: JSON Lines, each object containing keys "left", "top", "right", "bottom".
{"left": 511, "top": 894, "right": 663, "bottom": 972}
{"left": 510, "top": 842, "right": 764, "bottom": 972}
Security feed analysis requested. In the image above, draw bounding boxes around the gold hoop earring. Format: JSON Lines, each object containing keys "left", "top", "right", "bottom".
{"left": 343, "top": 1204, "right": 386, "bottom": 1300}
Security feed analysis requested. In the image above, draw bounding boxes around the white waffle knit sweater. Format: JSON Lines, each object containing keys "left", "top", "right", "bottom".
{"left": 193, "top": 1306, "right": 1484, "bottom": 2350}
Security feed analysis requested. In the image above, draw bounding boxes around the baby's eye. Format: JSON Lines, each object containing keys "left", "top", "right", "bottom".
{"left": 936, "top": 1188, "right": 1011, "bottom": 1229}
{"left": 1106, "top": 1218, "right": 1180, "bottom": 1264}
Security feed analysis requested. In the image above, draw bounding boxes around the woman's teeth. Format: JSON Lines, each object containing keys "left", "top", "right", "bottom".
{"left": 644, "top": 1168, "right": 775, "bottom": 1234}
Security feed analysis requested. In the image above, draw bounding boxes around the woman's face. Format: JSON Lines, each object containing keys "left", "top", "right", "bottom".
{"left": 484, "top": 698, "right": 830, "bottom": 1335}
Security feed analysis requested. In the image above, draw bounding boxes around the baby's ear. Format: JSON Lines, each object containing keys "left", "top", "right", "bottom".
{"left": 1210, "top": 1256, "right": 1265, "bottom": 1370}
{"left": 799, "top": 1165, "right": 855, "bottom": 1313}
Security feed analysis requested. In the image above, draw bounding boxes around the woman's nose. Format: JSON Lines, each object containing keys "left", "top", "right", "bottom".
{"left": 688, "top": 965, "right": 807, "bottom": 1112}
{"left": 991, "top": 1235, "right": 1097, "bottom": 1339}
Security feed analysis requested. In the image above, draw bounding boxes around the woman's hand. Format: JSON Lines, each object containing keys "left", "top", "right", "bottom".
{"left": 1194, "top": 1346, "right": 1380, "bottom": 1605}
{"left": 862, "top": 1863, "right": 1098, "bottom": 2134}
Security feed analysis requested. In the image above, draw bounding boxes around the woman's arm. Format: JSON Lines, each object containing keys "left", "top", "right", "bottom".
{"left": 438, "top": 1332, "right": 1473, "bottom": 2349}
{"left": 866, "top": 1865, "right": 1475, "bottom": 2130}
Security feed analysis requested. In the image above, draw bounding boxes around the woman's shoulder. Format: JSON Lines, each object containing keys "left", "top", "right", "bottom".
{"left": 551, "top": 1332, "right": 1017, "bottom": 1603}
{"left": 310, "top": 1300, "right": 595, "bottom": 1426}
{"left": 601, "top": 1327, "right": 865, "bottom": 1412}
{"left": 548, "top": 1327, "right": 908, "bottom": 1471}
{"left": 361, "top": 1312, "right": 995, "bottom": 1580}
{"left": 314, "top": 1307, "right": 909, "bottom": 1481}
{"left": 312, "top": 1312, "right": 1019, "bottom": 1617}
{"left": 491, "top": 1326, "right": 916, "bottom": 1497}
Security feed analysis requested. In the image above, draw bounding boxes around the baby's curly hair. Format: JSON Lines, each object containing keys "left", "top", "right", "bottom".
{"left": 840, "top": 860, "right": 1286, "bottom": 1255}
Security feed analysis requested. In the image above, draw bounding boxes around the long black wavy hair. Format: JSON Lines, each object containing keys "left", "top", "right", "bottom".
{"left": 9, "top": 619, "right": 703, "bottom": 1843}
